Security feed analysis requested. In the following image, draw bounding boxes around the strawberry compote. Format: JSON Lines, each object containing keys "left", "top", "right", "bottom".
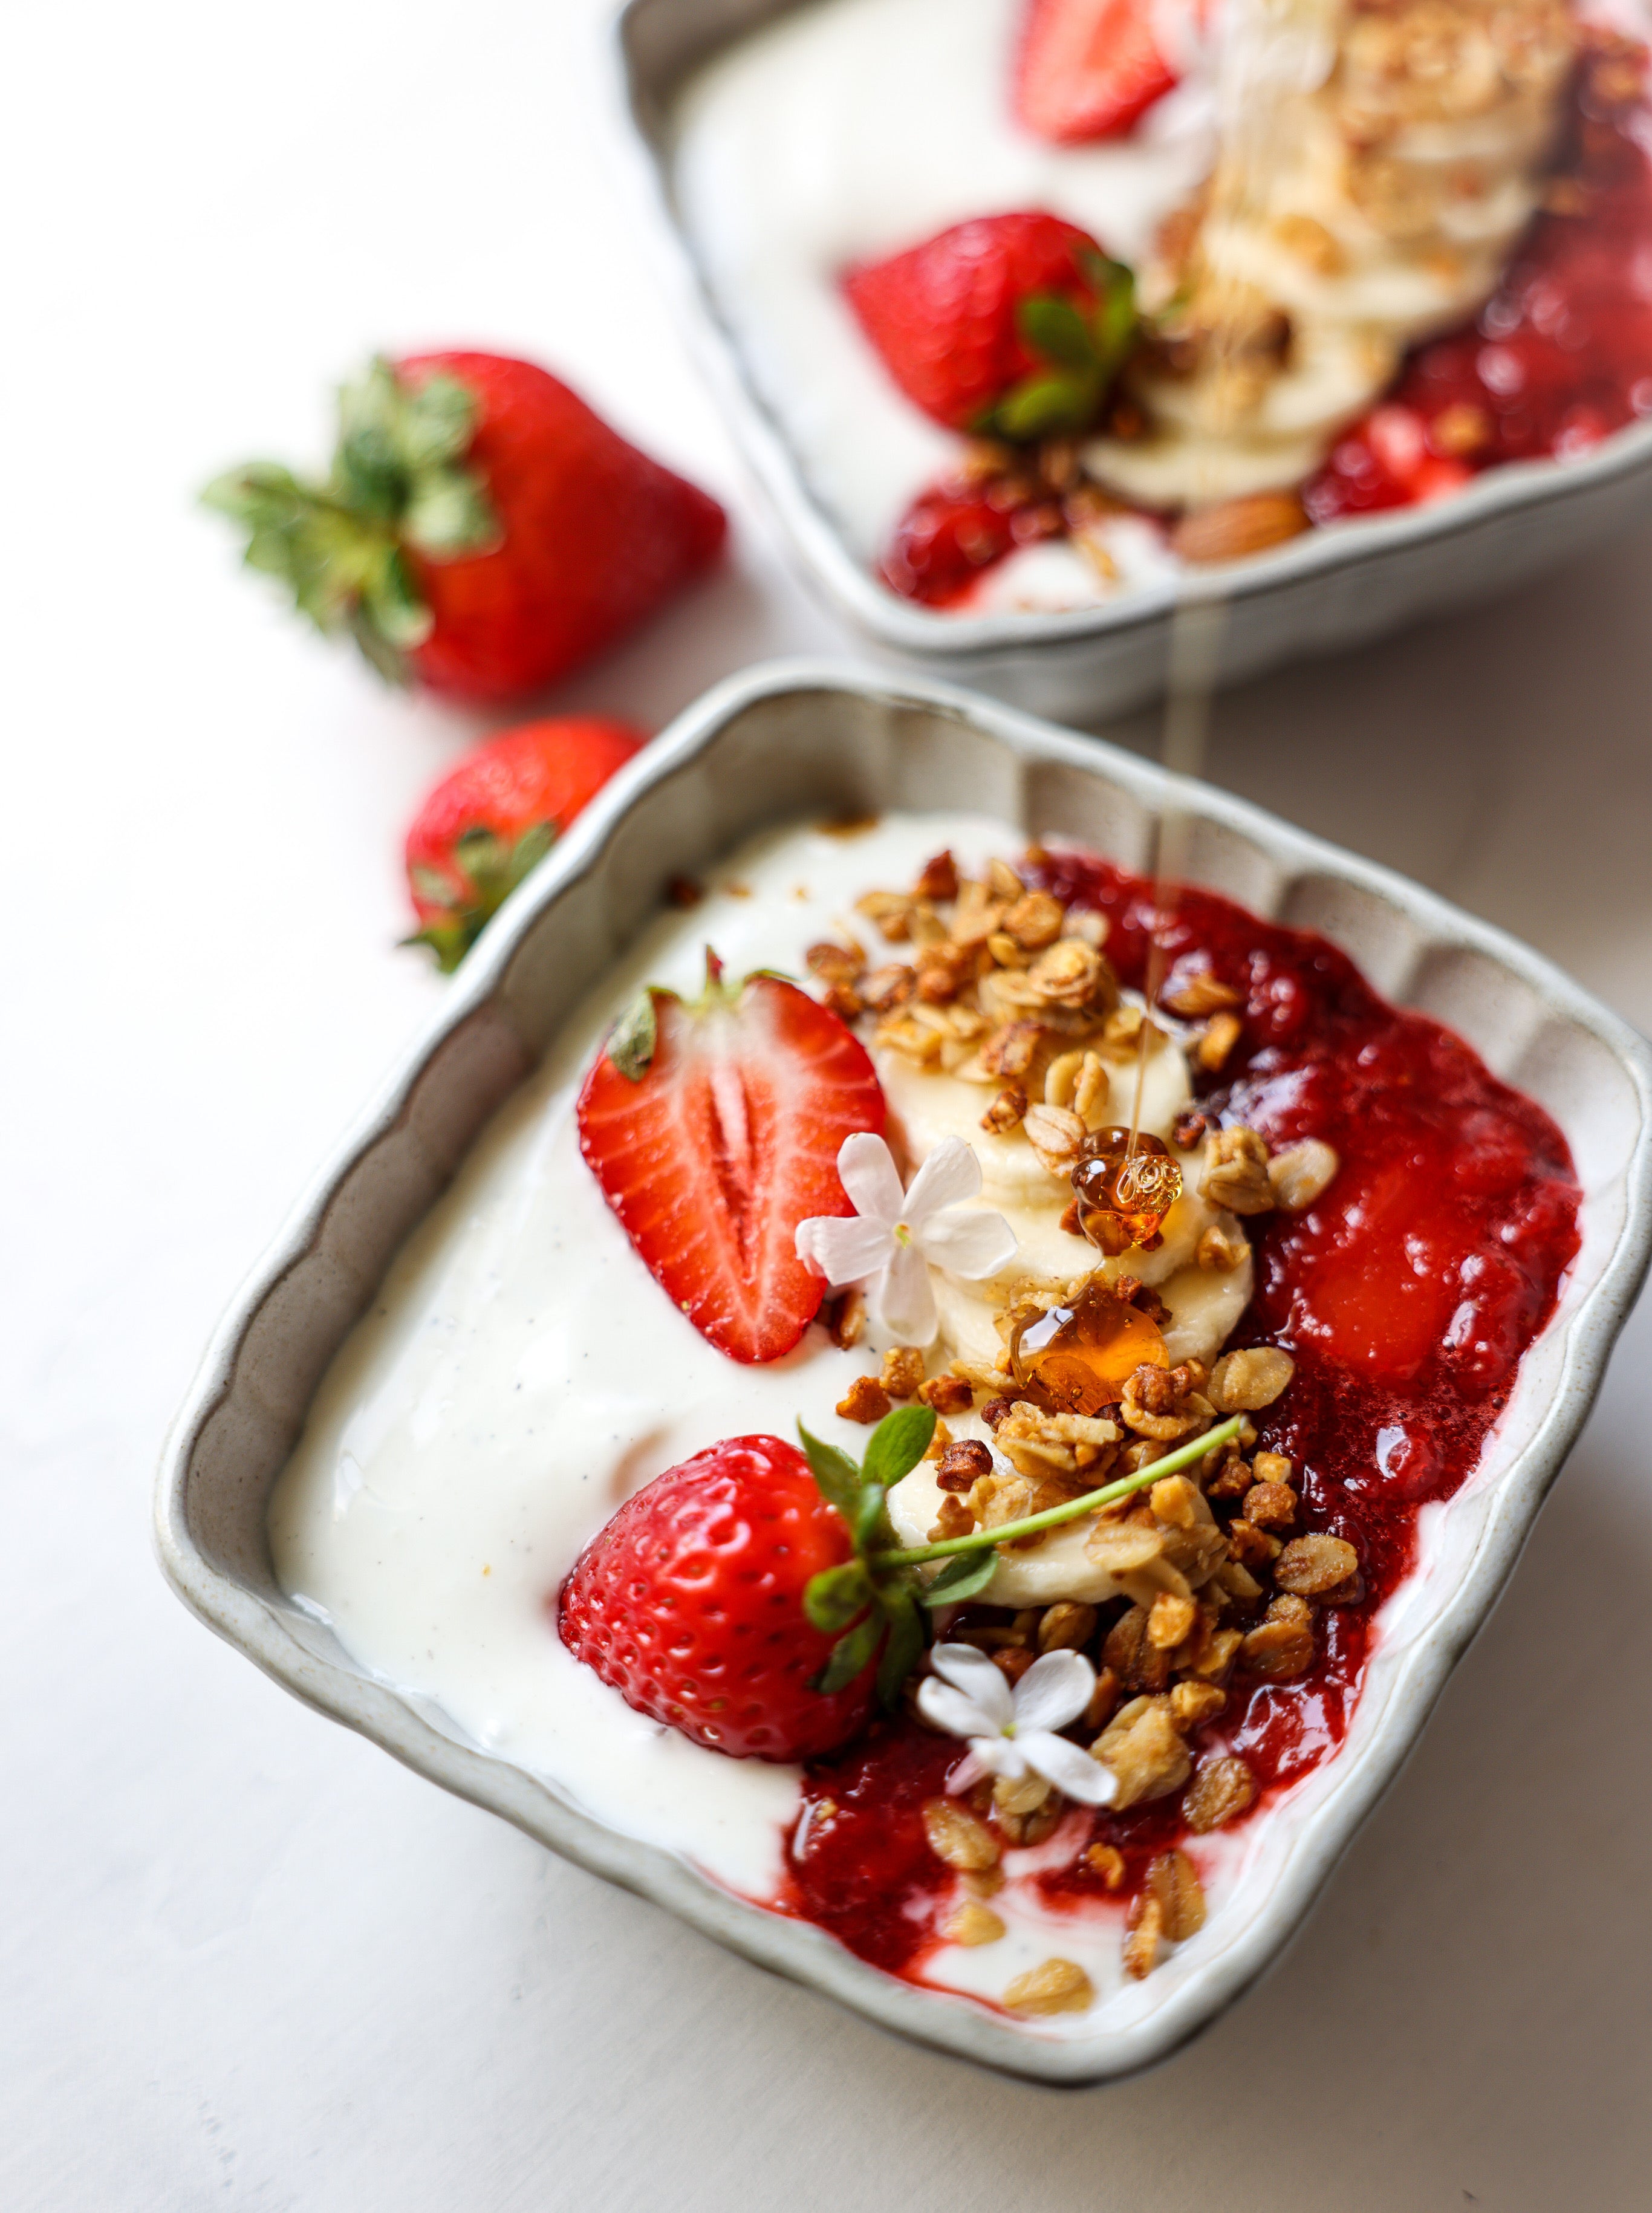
{"left": 1307, "top": 57, "right": 1652, "bottom": 521}
{"left": 785, "top": 851, "right": 1579, "bottom": 1977}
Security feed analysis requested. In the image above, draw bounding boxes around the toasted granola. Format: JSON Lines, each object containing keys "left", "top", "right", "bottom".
{"left": 796, "top": 843, "right": 1383, "bottom": 1994}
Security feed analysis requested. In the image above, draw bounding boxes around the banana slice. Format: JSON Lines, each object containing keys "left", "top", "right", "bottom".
{"left": 878, "top": 1024, "right": 1255, "bottom": 1605}
{"left": 1085, "top": 0, "right": 1578, "bottom": 510}
{"left": 878, "top": 1059, "right": 1067, "bottom": 1209}
{"left": 876, "top": 1037, "right": 1191, "bottom": 1206}
{"left": 1157, "top": 1252, "right": 1252, "bottom": 1366}
{"left": 957, "top": 1177, "right": 1221, "bottom": 1298}
{"left": 886, "top": 1465, "right": 1128, "bottom": 1608}
{"left": 932, "top": 1226, "right": 1249, "bottom": 1373}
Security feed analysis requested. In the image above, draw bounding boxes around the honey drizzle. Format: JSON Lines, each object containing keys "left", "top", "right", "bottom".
{"left": 1123, "top": 588, "right": 1226, "bottom": 1177}
{"left": 1121, "top": 0, "right": 1322, "bottom": 1180}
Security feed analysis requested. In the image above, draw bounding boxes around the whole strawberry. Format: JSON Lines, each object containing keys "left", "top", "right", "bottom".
{"left": 843, "top": 212, "right": 1137, "bottom": 440}
{"left": 405, "top": 715, "right": 644, "bottom": 970}
{"left": 204, "top": 353, "right": 726, "bottom": 701}
{"left": 558, "top": 1435, "right": 879, "bottom": 1761}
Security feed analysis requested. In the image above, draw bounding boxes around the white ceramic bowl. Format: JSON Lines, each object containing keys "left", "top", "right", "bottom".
{"left": 608, "top": 0, "right": 1652, "bottom": 724}
{"left": 155, "top": 661, "right": 1652, "bottom": 2083}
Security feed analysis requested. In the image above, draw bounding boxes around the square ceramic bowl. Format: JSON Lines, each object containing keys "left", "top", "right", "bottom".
{"left": 155, "top": 660, "right": 1652, "bottom": 2084}
{"left": 608, "top": 0, "right": 1652, "bottom": 724}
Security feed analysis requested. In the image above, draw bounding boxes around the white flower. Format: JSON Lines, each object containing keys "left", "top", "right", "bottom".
{"left": 917, "top": 1643, "right": 1117, "bottom": 1807}
{"left": 795, "top": 1134, "right": 1017, "bottom": 1347}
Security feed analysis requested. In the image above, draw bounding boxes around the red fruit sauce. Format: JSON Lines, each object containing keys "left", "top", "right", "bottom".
{"left": 882, "top": 51, "right": 1652, "bottom": 605}
{"left": 782, "top": 851, "right": 1579, "bottom": 1977}
{"left": 1307, "top": 61, "right": 1652, "bottom": 521}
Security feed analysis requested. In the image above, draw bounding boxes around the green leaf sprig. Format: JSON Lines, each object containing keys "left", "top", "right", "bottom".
{"left": 799, "top": 1405, "right": 938, "bottom": 1708}
{"left": 799, "top": 1409, "right": 1246, "bottom": 1702}
{"left": 977, "top": 250, "right": 1139, "bottom": 444}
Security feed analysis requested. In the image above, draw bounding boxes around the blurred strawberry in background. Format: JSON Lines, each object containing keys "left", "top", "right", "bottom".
{"left": 204, "top": 353, "right": 726, "bottom": 701}
{"left": 843, "top": 212, "right": 1135, "bottom": 438}
{"left": 404, "top": 717, "right": 645, "bottom": 970}
{"left": 1015, "top": 0, "right": 1182, "bottom": 143}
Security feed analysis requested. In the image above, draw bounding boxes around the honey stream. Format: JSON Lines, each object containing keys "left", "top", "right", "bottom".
{"left": 1120, "top": 0, "right": 1329, "bottom": 1181}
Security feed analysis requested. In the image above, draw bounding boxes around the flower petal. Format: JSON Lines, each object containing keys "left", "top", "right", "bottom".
{"left": 900, "top": 1136, "right": 982, "bottom": 1226}
{"left": 875, "top": 1241, "right": 937, "bottom": 1345}
{"left": 929, "top": 1643, "right": 1015, "bottom": 1732}
{"left": 968, "top": 1735, "right": 1025, "bottom": 1780}
{"left": 1019, "top": 1732, "right": 1117, "bottom": 1805}
{"left": 946, "top": 1746, "right": 992, "bottom": 1795}
{"left": 836, "top": 1131, "right": 905, "bottom": 1228}
{"left": 918, "top": 1204, "right": 1019, "bottom": 1279}
{"left": 916, "top": 1678, "right": 997, "bottom": 1741}
{"left": 795, "top": 1213, "right": 894, "bottom": 1285}
{"left": 1010, "top": 1650, "right": 1096, "bottom": 1734}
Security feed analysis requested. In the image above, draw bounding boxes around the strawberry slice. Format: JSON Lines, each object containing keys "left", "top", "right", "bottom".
{"left": 1015, "top": 0, "right": 1180, "bottom": 144}
{"left": 577, "top": 959, "right": 884, "bottom": 1364}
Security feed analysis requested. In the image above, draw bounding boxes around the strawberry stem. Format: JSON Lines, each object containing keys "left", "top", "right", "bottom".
{"left": 871, "top": 1415, "right": 1244, "bottom": 1568}
{"left": 403, "top": 821, "right": 558, "bottom": 972}
{"left": 201, "top": 357, "right": 498, "bottom": 683}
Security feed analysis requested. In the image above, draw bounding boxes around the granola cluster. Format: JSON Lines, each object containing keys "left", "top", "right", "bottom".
{"left": 840, "top": 1313, "right": 1359, "bottom": 1985}
{"left": 893, "top": 1337, "right": 1364, "bottom": 1984}
{"left": 809, "top": 851, "right": 1342, "bottom": 1241}
{"left": 807, "top": 849, "right": 1211, "bottom": 1153}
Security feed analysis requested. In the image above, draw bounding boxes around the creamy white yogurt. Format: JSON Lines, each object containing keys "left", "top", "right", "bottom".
{"left": 960, "top": 518, "right": 1180, "bottom": 613}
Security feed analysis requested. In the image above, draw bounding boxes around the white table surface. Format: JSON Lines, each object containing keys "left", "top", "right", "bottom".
{"left": 5, "top": 2, "right": 1651, "bottom": 2205}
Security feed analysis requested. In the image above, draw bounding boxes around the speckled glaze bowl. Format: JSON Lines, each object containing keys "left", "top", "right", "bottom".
{"left": 155, "top": 662, "right": 1652, "bottom": 2084}
{"left": 607, "top": 0, "right": 1652, "bottom": 724}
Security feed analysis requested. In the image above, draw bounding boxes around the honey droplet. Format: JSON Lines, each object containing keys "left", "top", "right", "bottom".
{"left": 1009, "top": 1277, "right": 1168, "bottom": 1417}
{"left": 1072, "top": 1129, "right": 1183, "bottom": 1255}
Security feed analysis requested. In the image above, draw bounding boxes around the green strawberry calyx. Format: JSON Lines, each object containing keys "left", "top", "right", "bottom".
{"left": 404, "top": 821, "right": 557, "bottom": 973}
{"left": 799, "top": 1405, "right": 941, "bottom": 1708}
{"left": 975, "top": 249, "right": 1140, "bottom": 444}
{"left": 201, "top": 357, "right": 501, "bottom": 683}
{"left": 602, "top": 951, "right": 796, "bottom": 1084}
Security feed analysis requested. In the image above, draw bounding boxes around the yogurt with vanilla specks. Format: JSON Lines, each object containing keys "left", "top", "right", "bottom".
{"left": 270, "top": 820, "right": 1014, "bottom": 1899}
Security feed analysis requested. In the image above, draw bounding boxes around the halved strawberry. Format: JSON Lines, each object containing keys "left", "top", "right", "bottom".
{"left": 1015, "top": 0, "right": 1180, "bottom": 145}
{"left": 577, "top": 959, "right": 885, "bottom": 1363}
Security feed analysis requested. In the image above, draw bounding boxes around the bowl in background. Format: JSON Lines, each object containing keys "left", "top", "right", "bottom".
{"left": 608, "top": 0, "right": 1652, "bottom": 723}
